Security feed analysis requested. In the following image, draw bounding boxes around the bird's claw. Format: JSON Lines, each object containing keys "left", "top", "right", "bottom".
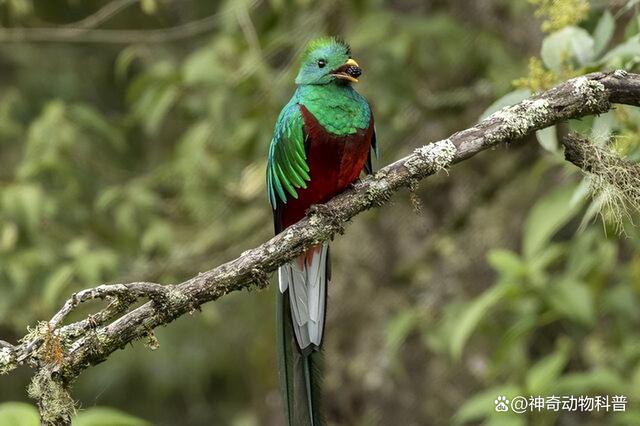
{"left": 306, "top": 204, "right": 334, "bottom": 217}
{"left": 306, "top": 204, "right": 344, "bottom": 235}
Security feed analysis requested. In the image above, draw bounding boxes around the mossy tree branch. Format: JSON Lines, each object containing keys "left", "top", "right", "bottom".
{"left": 2, "top": 70, "right": 640, "bottom": 425}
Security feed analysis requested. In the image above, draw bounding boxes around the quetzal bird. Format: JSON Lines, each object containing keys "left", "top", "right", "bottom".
{"left": 267, "top": 37, "right": 376, "bottom": 426}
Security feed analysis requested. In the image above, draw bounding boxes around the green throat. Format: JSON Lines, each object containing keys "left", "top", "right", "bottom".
{"left": 296, "top": 82, "right": 371, "bottom": 136}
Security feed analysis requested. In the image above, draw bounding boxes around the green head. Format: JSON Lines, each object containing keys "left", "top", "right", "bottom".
{"left": 295, "top": 37, "right": 362, "bottom": 86}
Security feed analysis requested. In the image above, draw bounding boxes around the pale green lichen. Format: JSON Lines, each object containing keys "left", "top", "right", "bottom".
{"left": 366, "top": 179, "right": 392, "bottom": 206}
{"left": 0, "top": 347, "right": 16, "bottom": 375}
{"left": 420, "top": 138, "right": 457, "bottom": 172}
{"left": 408, "top": 180, "right": 423, "bottom": 213}
{"left": 19, "top": 321, "right": 68, "bottom": 366}
{"left": 28, "top": 370, "right": 75, "bottom": 424}
{"left": 491, "top": 78, "right": 606, "bottom": 144}
{"left": 575, "top": 138, "right": 640, "bottom": 234}
{"left": 572, "top": 77, "right": 607, "bottom": 109}
{"left": 21, "top": 321, "right": 48, "bottom": 345}
{"left": 145, "top": 330, "right": 160, "bottom": 351}
{"left": 525, "top": 99, "right": 550, "bottom": 130}
{"left": 406, "top": 139, "right": 457, "bottom": 176}
{"left": 308, "top": 215, "right": 321, "bottom": 226}
{"left": 613, "top": 69, "right": 628, "bottom": 79}
{"left": 489, "top": 98, "right": 551, "bottom": 139}
{"left": 167, "top": 287, "right": 189, "bottom": 306}
{"left": 94, "top": 328, "right": 111, "bottom": 347}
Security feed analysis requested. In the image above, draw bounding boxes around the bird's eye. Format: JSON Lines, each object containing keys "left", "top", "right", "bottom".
{"left": 317, "top": 59, "right": 326, "bottom": 68}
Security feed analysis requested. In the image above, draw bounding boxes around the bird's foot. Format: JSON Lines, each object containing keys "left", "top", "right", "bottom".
{"left": 348, "top": 178, "right": 364, "bottom": 190}
{"left": 306, "top": 203, "right": 333, "bottom": 217}
{"left": 306, "top": 204, "right": 344, "bottom": 235}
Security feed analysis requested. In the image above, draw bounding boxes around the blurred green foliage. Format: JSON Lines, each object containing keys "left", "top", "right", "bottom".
{"left": 1, "top": 0, "right": 640, "bottom": 425}
{"left": 0, "top": 402, "right": 149, "bottom": 426}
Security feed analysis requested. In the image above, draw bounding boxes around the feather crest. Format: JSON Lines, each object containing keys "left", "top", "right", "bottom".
{"left": 301, "top": 36, "right": 351, "bottom": 63}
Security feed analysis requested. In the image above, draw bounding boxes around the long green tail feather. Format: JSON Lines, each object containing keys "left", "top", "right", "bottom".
{"left": 277, "top": 291, "right": 324, "bottom": 426}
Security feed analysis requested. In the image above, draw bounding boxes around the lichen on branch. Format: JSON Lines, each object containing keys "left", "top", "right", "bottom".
{"left": 563, "top": 133, "right": 640, "bottom": 233}
{"left": 28, "top": 370, "right": 75, "bottom": 426}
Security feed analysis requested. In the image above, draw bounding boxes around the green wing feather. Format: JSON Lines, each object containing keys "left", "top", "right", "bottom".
{"left": 267, "top": 100, "right": 310, "bottom": 208}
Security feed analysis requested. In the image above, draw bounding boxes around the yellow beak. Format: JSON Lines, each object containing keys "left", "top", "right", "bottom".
{"left": 345, "top": 58, "right": 359, "bottom": 67}
{"left": 331, "top": 58, "right": 361, "bottom": 83}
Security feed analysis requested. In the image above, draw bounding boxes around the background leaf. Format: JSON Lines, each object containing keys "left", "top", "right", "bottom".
{"left": 593, "top": 10, "right": 615, "bottom": 57}
{"left": 0, "top": 402, "right": 39, "bottom": 426}
{"left": 541, "top": 26, "right": 594, "bottom": 71}
{"left": 449, "top": 282, "right": 511, "bottom": 360}
{"left": 74, "top": 408, "right": 150, "bottom": 426}
{"left": 522, "top": 184, "right": 581, "bottom": 259}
